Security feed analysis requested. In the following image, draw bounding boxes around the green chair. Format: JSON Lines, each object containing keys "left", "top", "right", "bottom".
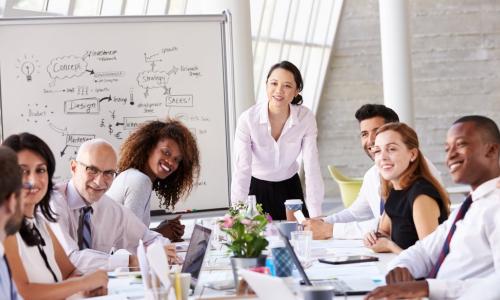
{"left": 327, "top": 165, "right": 363, "bottom": 208}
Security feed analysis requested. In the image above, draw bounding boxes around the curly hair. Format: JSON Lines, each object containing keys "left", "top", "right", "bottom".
{"left": 118, "top": 119, "right": 200, "bottom": 209}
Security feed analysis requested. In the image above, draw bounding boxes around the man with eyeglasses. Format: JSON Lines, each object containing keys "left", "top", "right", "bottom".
{"left": 305, "top": 104, "right": 441, "bottom": 239}
{"left": 50, "top": 139, "right": 177, "bottom": 273}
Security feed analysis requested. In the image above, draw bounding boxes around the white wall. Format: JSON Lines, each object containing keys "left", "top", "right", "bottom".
{"left": 318, "top": 0, "right": 500, "bottom": 197}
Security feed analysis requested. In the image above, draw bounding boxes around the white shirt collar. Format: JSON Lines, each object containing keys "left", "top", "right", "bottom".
{"left": 258, "top": 102, "right": 298, "bottom": 127}
{"left": 67, "top": 180, "right": 91, "bottom": 210}
{"left": 471, "top": 176, "right": 500, "bottom": 202}
{"left": 0, "top": 242, "right": 4, "bottom": 257}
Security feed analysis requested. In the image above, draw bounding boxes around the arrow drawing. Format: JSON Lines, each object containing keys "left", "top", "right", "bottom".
{"left": 99, "top": 95, "right": 112, "bottom": 102}
{"left": 60, "top": 145, "right": 68, "bottom": 157}
{"left": 48, "top": 123, "right": 68, "bottom": 136}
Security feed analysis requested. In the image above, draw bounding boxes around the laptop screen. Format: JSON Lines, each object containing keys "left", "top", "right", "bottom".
{"left": 181, "top": 224, "right": 212, "bottom": 286}
{"left": 277, "top": 228, "right": 376, "bottom": 296}
{"left": 277, "top": 228, "right": 312, "bottom": 285}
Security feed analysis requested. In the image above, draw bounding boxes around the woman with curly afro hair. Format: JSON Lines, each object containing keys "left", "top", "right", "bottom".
{"left": 106, "top": 119, "right": 200, "bottom": 241}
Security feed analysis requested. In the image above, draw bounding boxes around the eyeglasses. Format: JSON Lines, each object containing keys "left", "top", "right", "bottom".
{"left": 76, "top": 161, "right": 117, "bottom": 179}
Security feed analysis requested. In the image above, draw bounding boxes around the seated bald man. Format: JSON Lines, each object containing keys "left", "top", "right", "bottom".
{"left": 50, "top": 139, "right": 176, "bottom": 273}
{"left": 365, "top": 115, "right": 500, "bottom": 300}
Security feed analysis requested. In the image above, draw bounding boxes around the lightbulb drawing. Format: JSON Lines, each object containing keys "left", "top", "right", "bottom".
{"left": 16, "top": 55, "right": 40, "bottom": 82}
{"left": 21, "top": 61, "right": 35, "bottom": 81}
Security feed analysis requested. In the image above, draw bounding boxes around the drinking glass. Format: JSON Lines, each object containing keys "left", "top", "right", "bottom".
{"left": 291, "top": 230, "right": 312, "bottom": 263}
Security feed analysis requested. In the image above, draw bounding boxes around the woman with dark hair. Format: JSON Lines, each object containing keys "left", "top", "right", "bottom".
{"left": 3, "top": 133, "right": 108, "bottom": 299}
{"left": 364, "top": 123, "right": 450, "bottom": 253}
{"left": 231, "top": 61, "right": 324, "bottom": 219}
{"left": 106, "top": 118, "right": 200, "bottom": 241}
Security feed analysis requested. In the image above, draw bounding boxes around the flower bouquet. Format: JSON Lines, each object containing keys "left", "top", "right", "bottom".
{"left": 218, "top": 200, "right": 272, "bottom": 285}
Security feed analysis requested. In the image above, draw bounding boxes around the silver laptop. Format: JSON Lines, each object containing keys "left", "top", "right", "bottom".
{"left": 278, "top": 228, "right": 379, "bottom": 296}
{"left": 181, "top": 224, "right": 212, "bottom": 289}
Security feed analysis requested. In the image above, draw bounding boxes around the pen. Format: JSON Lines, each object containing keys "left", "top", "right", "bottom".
{"left": 375, "top": 214, "right": 383, "bottom": 238}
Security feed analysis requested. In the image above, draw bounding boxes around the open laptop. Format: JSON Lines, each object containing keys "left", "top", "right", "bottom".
{"left": 277, "top": 229, "right": 380, "bottom": 296}
{"left": 181, "top": 224, "right": 212, "bottom": 289}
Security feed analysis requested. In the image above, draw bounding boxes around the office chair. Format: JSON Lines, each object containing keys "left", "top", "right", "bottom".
{"left": 327, "top": 165, "right": 363, "bottom": 208}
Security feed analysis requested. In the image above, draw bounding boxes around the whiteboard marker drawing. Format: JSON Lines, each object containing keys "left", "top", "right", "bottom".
{"left": 16, "top": 54, "right": 40, "bottom": 82}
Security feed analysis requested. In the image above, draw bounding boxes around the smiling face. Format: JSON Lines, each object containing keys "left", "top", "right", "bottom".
{"left": 266, "top": 68, "right": 299, "bottom": 109}
{"left": 145, "top": 138, "right": 182, "bottom": 181}
{"left": 71, "top": 143, "right": 117, "bottom": 204}
{"left": 17, "top": 149, "right": 49, "bottom": 215}
{"left": 445, "top": 122, "right": 495, "bottom": 189}
{"left": 359, "top": 116, "right": 386, "bottom": 160}
{"left": 373, "top": 130, "right": 418, "bottom": 188}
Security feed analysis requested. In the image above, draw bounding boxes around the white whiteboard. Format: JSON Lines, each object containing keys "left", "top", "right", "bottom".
{"left": 0, "top": 15, "right": 234, "bottom": 214}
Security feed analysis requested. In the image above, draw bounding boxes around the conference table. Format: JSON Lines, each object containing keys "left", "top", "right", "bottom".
{"left": 95, "top": 219, "right": 396, "bottom": 299}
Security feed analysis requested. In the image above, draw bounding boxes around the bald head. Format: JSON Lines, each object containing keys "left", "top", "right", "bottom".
{"left": 71, "top": 139, "right": 117, "bottom": 203}
{"left": 76, "top": 138, "right": 116, "bottom": 162}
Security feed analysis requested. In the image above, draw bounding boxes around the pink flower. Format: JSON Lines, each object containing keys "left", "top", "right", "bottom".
{"left": 266, "top": 214, "right": 273, "bottom": 223}
{"left": 222, "top": 214, "right": 234, "bottom": 228}
{"left": 241, "top": 218, "right": 251, "bottom": 225}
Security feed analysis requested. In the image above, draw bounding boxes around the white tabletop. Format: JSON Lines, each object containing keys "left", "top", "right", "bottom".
{"left": 88, "top": 220, "right": 396, "bottom": 299}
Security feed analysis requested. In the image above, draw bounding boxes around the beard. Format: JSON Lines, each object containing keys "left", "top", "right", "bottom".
{"left": 5, "top": 198, "right": 23, "bottom": 236}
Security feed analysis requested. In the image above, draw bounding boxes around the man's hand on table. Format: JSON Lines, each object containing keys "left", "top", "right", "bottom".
{"left": 386, "top": 267, "right": 415, "bottom": 284}
{"left": 303, "top": 219, "right": 333, "bottom": 240}
{"left": 364, "top": 280, "right": 429, "bottom": 300}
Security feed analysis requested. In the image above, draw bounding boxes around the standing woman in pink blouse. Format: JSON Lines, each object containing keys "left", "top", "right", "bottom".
{"left": 231, "top": 61, "right": 324, "bottom": 219}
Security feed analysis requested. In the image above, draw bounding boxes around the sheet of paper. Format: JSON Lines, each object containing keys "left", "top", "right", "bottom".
{"left": 311, "top": 239, "right": 364, "bottom": 249}
{"left": 239, "top": 269, "right": 297, "bottom": 300}
{"left": 305, "top": 261, "right": 382, "bottom": 279}
{"left": 146, "top": 240, "right": 172, "bottom": 290}
{"left": 137, "top": 239, "right": 149, "bottom": 287}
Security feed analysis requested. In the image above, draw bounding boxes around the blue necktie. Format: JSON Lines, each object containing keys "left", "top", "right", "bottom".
{"left": 427, "top": 195, "right": 473, "bottom": 278}
{"left": 78, "top": 206, "right": 93, "bottom": 250}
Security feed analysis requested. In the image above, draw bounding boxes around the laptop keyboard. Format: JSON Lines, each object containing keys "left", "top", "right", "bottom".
{"left": 311, "top": 279, "right": 352, "bottom": 292}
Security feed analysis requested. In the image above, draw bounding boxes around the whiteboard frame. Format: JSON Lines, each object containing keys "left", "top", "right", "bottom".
{"left": 0, "top": 13, "right": 236, "bottom": 216}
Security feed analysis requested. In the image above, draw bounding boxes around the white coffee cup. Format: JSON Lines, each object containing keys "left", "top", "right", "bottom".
{"left": 284, "top": 199, "right": 303, "bottom": 221}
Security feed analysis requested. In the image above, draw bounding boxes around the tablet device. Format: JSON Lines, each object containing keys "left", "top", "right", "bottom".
{"left": 318, "top": 255, "right": 378, "bottom": 265}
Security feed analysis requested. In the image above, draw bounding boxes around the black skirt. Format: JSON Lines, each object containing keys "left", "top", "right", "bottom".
{"left": 249, "top": 173, "right": 309, "bottom": 220}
